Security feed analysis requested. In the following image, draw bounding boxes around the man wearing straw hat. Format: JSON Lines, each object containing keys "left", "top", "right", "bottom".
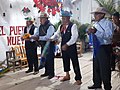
{"left": 30, "top": 12, "right": 56, "bottom": 79}
{"left": 87, "top": 7, "right": 114, "bottom": 90}
{"left": 50, "top": 10, "right": 82, "bottom": 85}
{"left": 21, "top": 16, "right": 39, "bottom": 75}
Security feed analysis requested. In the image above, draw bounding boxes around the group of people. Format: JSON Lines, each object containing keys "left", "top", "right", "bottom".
{"left": 21, "top": 6, "right": 120, "bottom": 90}
{"left": 21, "top": 10, "right": 82, "bottom": 85}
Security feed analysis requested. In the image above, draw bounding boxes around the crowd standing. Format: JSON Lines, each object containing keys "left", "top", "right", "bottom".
{"left": 21, "top": 6, "right": 120, "bottom": 89}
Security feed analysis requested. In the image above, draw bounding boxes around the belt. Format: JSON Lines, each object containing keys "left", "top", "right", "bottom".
{"left": 101, "top": 44, "right": 111, "bottom": 46}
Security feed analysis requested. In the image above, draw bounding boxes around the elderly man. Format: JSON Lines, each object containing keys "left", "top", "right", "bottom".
{"left": 21, "top": 17, "right": 39, "bottom": 75}
{"left": 31, "top": 12, "right": 56, "bottom": 79}
{"left": 51, "top": 10, "right": 82, "bottom": 85}
{"left": 88, "top": 7, "right": 114, "bottom": 90}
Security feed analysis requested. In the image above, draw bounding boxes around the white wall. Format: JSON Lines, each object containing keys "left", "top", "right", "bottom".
{"left": 0, "top": 0, "right": 39, "bottom": 61}
{"left": 71, "top": 0, "right": 99, "bottom": 24}
{"left": 0, "top": 0, "right": 99, "bottom": 61}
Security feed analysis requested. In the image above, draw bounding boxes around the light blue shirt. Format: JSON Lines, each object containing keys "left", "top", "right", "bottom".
{"left": 93, "top": 18, "right": 114, "bottom": 45}
{"left": 34, "top": 25, "right": 55, "bottom": 41}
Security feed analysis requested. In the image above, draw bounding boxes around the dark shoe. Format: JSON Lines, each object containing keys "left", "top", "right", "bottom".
{"left": 33, "top": 71, "right": 39, "bottom": 75}
{"left": 48, "top": 75, "right": 54, "bottom": 79}
{"left": 39, "top": 65, "right": 45, "bottom": 69}
{"left": 88, "top": 85, "right": 102, "bottom": 89}
{"left": 40, "top": 73, "right": 48, "bottom": 77}
{"left": 25, "top": 70, "right": 33, "bottom": 73}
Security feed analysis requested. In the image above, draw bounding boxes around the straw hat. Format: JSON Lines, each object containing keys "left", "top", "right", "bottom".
{"left": 91, "top": 7, "right": 108, "bottom": 14}
{"left": 39, "top": 12, "right": 49, "bottom": 18}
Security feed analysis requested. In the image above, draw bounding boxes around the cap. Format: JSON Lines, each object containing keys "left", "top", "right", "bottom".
{"left": 60, "top": 10, "right": 72, "bottom": 17}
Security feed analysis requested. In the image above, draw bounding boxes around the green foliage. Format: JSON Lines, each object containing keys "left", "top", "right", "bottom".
{"left": 69, "top": 19, "right": 88, "bottom": 41}
{"left": 116, "top": 6, "right": 120, "bottom": 13}
{"left": 71, "top": 19, "right": 81, "bottom": 30}
{"left": 78, "top": 23, "right": 89, "bottom": 40}
{"left": 54, "top": 21, "right": 61, "bottom": 31}
{"left": 94, "top": 0, "right": 119, "bottom": 14}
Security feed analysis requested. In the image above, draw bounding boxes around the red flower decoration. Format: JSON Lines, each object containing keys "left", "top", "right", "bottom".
{"left": 52, "top": 8, "right": 56, "bottom": 16}
{"left": 47, "top": 8, "right": 51, "bottom": 14}
{"left": 33, "top": 0, "right": 62, "bottom": 16}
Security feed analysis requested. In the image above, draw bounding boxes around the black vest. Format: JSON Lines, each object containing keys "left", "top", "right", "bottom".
{"left": 60, "top": 22, "right": 74, "bottom": 46}
{"left": 24, "top": 24, "right": 37, "bottom": 49}
{"left": 39, "top": 20, "right": 53, "bottom": 36}
{"left": 38, "top": 20, "right": 54, "bottom": 47}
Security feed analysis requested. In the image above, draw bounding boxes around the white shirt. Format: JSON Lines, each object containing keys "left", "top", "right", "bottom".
{"left": 21, "top": 24, "right": 37, "bottom": 42}
{"left": 51, "top": 24, "right": 78, "bottom": 46}
{"left": 93, "top": 18, "right": 114, "bottom": 45}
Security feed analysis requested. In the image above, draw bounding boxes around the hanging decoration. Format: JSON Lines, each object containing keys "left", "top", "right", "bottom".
{"left": 52, "top": 8, "right": 56, "bottom": 16}
{"left": 33, "top": 4, "right": 36, "bottom": 7}
{"left": 10, "top": 3, "right": 12, "bottom": 8}
{"left": 3, "top": 13, "right": 5, "bottom": 17}
{"left": 47, "top": 8, "right": 51, "bottom": 14}
{"left": 77, "top": 8, "right": 79, "bottom": 10}
{"left": 22, "top": 7, "right": 31, "bottom": 16}
{"left": 33, "top": 0, "right": 62, "bottom": 16}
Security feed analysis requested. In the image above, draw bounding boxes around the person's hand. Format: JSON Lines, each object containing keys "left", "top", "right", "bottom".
{"left": 30, "top": 35, "right": 39, "bottom": 41}
{"left": 22, "top": 33, "right": 31, "bottom": 39}
{"left": 48, "top": 39, "right": 54, "bottom": 41}
{"left": 21, "top": 37, "right": 24, "bottom": 41}
{"left": 88, "top": 27, "right": 97, "bottom": 33}
{"left": 62, "top": 44, "right": 68, "bottom": 51}
{"left": 86, "top": 30, "right": 91, "bottom": 35}
{"left": 24, "top": 39, "right": 30, "bottom": 41}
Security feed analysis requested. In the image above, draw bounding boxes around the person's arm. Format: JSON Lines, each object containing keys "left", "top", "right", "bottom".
{"left": 21, "top": 30, "right": 24, "bottom": 41}
{"left": 95, "top": 21, "right": 114, "bottom": 40}
{"left": 66, "top": 24, "right": 78, "bottom": 46}
{"left": 30, "top": 28, "right": 39, "bottom": 40}
{"left": 39, "top": 25, "right": 55, "bottom": 41}
{"left": 30, "top": 27, "right": 38, "bottom": 41}
{"left": 50, "top": 25, "right": 61, "bottom": 41}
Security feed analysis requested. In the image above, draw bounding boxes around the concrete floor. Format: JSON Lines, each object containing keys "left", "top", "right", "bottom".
{"left": 0, "top": 52, "right": 120, "bottom": 90}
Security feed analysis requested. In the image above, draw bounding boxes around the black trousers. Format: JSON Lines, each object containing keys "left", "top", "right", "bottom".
{"left": 93, "top": 45, "right": 112, "bottom": 90}
{"left": 26, "top": 47, "right": 38, "bottom": 72}
{"left": 44, "top": 42, "right": 55, "bottom": 76}
{"left": 61, "top": 45, "right": 82, "bottom": 81}
{"left": 111, "top": 53, "right": 116, "bottom": 70}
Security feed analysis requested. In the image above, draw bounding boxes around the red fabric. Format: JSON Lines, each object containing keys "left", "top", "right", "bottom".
{"left": 61, "top": 25, "right": 66, "bottom": 33}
